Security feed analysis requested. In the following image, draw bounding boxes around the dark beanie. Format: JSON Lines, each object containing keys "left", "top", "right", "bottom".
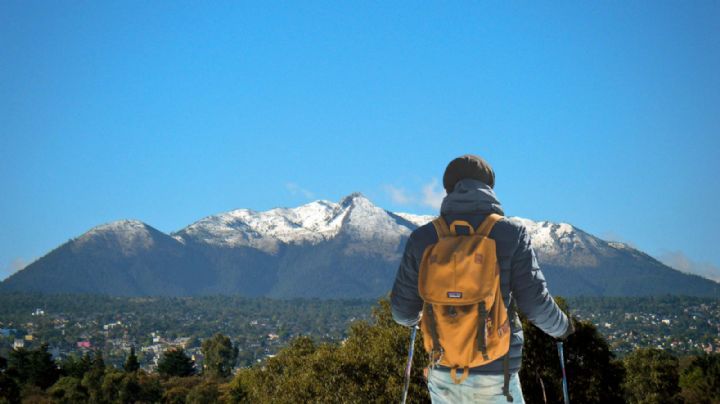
{"left": 442, "top": 154, "right": 495, "bottom": 193}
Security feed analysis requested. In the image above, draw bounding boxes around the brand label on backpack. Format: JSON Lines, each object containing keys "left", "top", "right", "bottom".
{"left": 474, "top": 253, "right": 485, "bottom": 265}
{"left": 447, "top": 291, "right": 463, "bottom": 298}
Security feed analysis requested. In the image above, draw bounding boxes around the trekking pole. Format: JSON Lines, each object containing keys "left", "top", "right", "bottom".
{"left": 401, "top": 325, "right": 419, "bottom": 404}
{"left": 556, "top": 341, "right": 570, "bottom": 404}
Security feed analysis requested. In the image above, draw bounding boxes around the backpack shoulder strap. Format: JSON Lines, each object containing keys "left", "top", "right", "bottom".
{"left": 476, "top": 213, "right": 503, "bottom": 237}
{"left": 431, "top": 217, "right": 451, "bottom": 239}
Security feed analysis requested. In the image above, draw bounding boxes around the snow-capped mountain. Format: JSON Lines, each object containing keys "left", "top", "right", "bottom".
{"left": 512, "top": 218, "right": 627, "bottom": 267}
{"left": 174, "top": 193, "right": 413, "bottom": 260}
{"left": 174, "top": 200, "right": 343, "bottom": 251}
{"left": 1, "top": 193, "right": 718, "bottom": 298}
{"left": 75, "top": 220, "right": 167, "bottom": 254}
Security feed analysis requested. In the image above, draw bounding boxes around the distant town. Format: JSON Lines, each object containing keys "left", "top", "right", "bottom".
{"left": 568, "top": 296, "right": 720, "bottom": 356}
{"left": 0, "top": 294, "right": 371, "bottom": 372}
{"left": 1, "top": 294, "right": 718, "bottom": 373}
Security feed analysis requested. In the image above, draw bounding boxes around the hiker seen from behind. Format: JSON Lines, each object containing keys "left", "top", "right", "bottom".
{"left": 391, "top": 154, "right": 574, "bottom": 404}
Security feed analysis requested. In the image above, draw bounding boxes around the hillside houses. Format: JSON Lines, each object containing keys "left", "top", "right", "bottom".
{"left": 571, "top": 297, "right": 720, "bottom": 356}
{"left": 3, "top": 293, "right": 714, "bottom": 372}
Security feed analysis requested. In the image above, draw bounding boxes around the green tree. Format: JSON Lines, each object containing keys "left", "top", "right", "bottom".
{"left": 91, "top": 350, "right": 105, "bottom": 372}
{"left": 226, "top": 299, "right": 429, "bottom": 403}
{"left": 158, "top": 348, "right": 195, "bottom": 378}
{"left": 99, "top": 368, "right": 162, "bottom": 404}
{"left": 81, "top": 351, "right": 107, "bottom": 403}
{"left": 186, "top": 379, "right": 220, "bottom": 404}
{"left": 160, "top": 375, "right": 202, "bottom": 404}
{"left": 48, "top": 376, "right": 89, "bottom": 403}
{"left": 679, "top": 353, "right": 720, "bottom": 403}
{"left": 60, "top": 353, "right": 92, "bottom": 379}
{"left": 118, "top": 373, "right": 143, "bottom": 404}
{"left": 162, "top": 385, "right": 191, "bottom": 404}
{"left": 135, "top": 371, "right": 163, "bottom": 403}
{"left": 624, "top": 348, "right": 681, "bottom": 404}
{"left": 0, "top": 369, "right": 21, "bottom": 404}
{"left": 124, "top": 346, "right": 140, "bottom": 373}
{"left": 520, "top": 298, "right": 625, "bottom": 403}
{"left": 160, "top": 375, "right": 204, "bottom": 404}
{"left": 201, "top": 334, "right": 238, "bottom": 378}
{"left": 7, "top": 343, "right": 59, "bottom": 390}
{"left": 100, "top": 368, "right": 125, "bottom": 403}
{"left": 17, "top": 384, "right": 52, "bottom": 403}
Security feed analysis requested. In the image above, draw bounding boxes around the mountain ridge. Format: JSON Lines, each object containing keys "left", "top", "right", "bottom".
{"left": 2, "top": 193, "right": 718, "bottom": 298}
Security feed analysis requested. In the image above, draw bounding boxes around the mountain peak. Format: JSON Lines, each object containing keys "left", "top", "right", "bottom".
{"left": 82, "top": 219, "right": 153, "bottom": 236}
{"left": 75, "top": 219, "right": 157, "bottom": 251}
{"left": 340, "top": 192, "right": 370, "bottom": 208}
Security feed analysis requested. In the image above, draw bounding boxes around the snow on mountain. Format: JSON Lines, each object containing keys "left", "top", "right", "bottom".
{"left": 394, "top": 212, "right": 435, "bottom": 227}
{"left": 74, "top": 220, "right": 159, "bottom": 253}
{"left": 173, "top": 193, "right": 616, "bottom": 264}
{"left": 63, "top": 196, "right": 685, "bottom": 272}
{"left": 509, "top": 216, "right": 587, "bottom": 251}
{"left": 360, "top": 212, "right": 609, "bottom": 264}
{"left": 339, "top": 193, "right": 410, "bottom": 237}
{"left": 174, "top": 193, "right": 416, "bottom": 256}
{"left": 385, "top": 213, "right": 620, "bottom": 267}
{"left": 173, "top": 200, "right": 341, "bottom": 253}
{"left": 336, "top": 193, "right": 416, "bottom": 258}
{"left": 73, "top": 205, "right": 662, "bottom": 275}
{"left": 607, "top": 241, "right": 632, "bottom": 250}
{"left": 508, "top": 216, "right": 608, "bottom": 266}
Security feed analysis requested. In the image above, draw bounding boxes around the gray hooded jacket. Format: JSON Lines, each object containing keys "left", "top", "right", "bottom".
{"left": 390, "top": 179, "right": 569, "bottom": 374}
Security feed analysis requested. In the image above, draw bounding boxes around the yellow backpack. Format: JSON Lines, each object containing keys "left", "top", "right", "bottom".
{"left": 418, "top": 213, "right": 512, "bottom": 386}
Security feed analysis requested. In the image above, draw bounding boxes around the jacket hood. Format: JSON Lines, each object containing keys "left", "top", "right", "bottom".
{"left": 440, "top": 178, "right": 504, "bottom": 215}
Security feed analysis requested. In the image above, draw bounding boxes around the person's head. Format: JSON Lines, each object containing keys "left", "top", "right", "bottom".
{"left": 442, "top": 154, "right": 495, "bottom": 193}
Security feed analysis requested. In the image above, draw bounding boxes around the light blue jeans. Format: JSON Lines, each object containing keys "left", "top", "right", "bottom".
{"left": 428, "top": 369, "right": 525, "bottom": 404}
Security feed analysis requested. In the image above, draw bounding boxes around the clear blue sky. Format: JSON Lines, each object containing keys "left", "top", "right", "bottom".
{"left": 2, "top": 1, "right": 719, "bottom": 282}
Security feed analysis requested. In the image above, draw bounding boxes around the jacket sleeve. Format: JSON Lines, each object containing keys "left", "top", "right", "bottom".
{"left": 511, "top": 226, "right": 569, "bottom": 338}
{"left": 390, "top": 235, "right": 424, "bottom": 327}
